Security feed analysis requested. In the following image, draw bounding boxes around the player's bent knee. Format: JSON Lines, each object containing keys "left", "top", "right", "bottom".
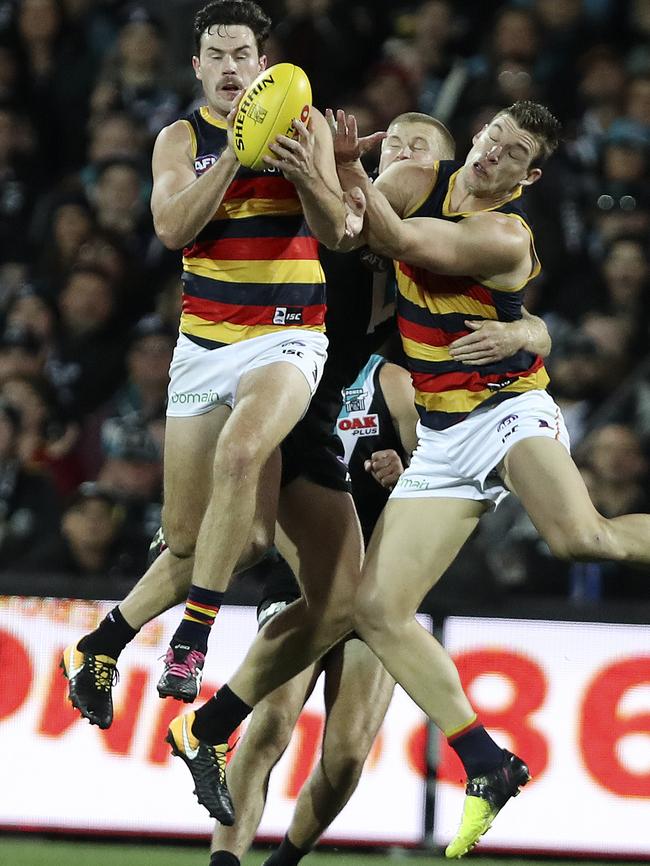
{"left": 545, "top": 516, "right": 614, "bottom": 562}
{"left": 322, "top": 735, "right": 369, "bottom": 787}
{"left": 161, "top": 515, "right": 197, "bottom": 559}
{"left": 215, "top": 434, "right": 267, "bottom": 481}
{"left": 245, "top": 706, "right": 299, "bottom": 755}
{"left": 352, "top": 585, "right": 403, "bottom": 643}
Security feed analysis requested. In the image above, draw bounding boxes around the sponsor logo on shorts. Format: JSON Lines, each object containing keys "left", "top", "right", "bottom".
{"left": 274, "top": 307, "right": 304, "bottom": 326}
{"left": 194, "top": 155, "right": 218, "bottom": 174}
{"left": 395, "top": 475, "right": 435, "bottom": 491}
{"left": 343, "top": 387, "right": 367, "bottom": 413}
{"left": 170, "top": 388, "right": 220, "bottom": 405}
{"left": 497, "top": 414, "right": 519, "bottom": 432}
{"left": 497, "top": 413, "right": 520, "bottom": 442}
{"left": 538, "top": 419, "right": 552, "bottom": 429}
{"left": 338, "top": 414, "right": 379, "bottom": 436}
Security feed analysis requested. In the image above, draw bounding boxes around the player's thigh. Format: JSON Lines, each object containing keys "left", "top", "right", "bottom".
{"left": 322, "top": 640, "right": 394, "bottom": 745}
{"left": 277, "top": 478, "right": 364, "bottom": 611}
{"left": 502, "top": 436, "right": 602, "bottom": 549}
{"left": 358, "top": 497, "right": 484, "bottom": 623}
{"left": 218, "top": 362, "right": 313, "bottom": 463}
{"left": 162, "top": 406, "right": 230, "bottom": 552}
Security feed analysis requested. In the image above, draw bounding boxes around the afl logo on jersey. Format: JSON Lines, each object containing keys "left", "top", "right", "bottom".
{"left": 194, "top": 154, "right": 219, "bottom": 175}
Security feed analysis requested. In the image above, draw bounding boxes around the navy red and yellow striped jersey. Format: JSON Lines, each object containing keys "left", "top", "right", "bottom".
{"left": 179, "top": 106, "right": 326, "bottom": 347}
{"left": 396, "top": 159, "right": 549, "bottom": 430}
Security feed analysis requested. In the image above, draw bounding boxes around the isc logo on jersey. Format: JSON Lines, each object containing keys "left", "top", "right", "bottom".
{"left": 233, "top": 63, "right": 312, "bottom": 171}
{"left": 338, "top": 415, "right": 379, "bottom": 437}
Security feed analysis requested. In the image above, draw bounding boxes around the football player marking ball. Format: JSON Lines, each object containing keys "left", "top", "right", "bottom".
{"left": 233, "top": 63, "right": 312, "bottom": 171}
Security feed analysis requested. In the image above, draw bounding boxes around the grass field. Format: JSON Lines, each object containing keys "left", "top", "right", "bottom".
{"left": 1, "top": 838, "right": 646, "bottom": 866}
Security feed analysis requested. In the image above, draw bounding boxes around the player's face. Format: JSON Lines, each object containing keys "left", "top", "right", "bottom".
{"left": 379, "top": 121, "right": 440, "bottom": 173}
{"left": 193, "top": 25, "right": 266, "bottom": 118}
{"left": 463, "top": 113, "right": 542, "bottom": 197}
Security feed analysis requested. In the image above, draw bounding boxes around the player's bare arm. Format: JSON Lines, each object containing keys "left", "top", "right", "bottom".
{"left": 151, "top": 119, "right": 239, "bottom": 250}
{"left": 335, "top": 157, "right": 436, "bottom": 252}
{"left": 449, "top": 307, "right": 551, "bottom": 365}
{"left": 263, "top": 107, "right": 347, "bottom": 249}
{"left": 363, "top": 175, "right": 532, "bottom": 284}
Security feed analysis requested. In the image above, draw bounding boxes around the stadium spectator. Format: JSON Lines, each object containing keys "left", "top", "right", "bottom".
{"left": 0, "top": 325, "right": 47, "bottom": 385}
{"left": 0, "top": 398, "right": 61, "bottom": 572}
{"left": 89, "top": 5, "right": 182, "bottom": 141}
{"left": 45, "top": 265, "right": 126, "bottom": 418}
{"left": 12, "top": 480, "right": 142, "bottom": 579}
{"left": 0, "top": 373, "right": 81, "bottom": 496}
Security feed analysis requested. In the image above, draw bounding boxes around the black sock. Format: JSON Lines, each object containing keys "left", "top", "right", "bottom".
{"left": 192, "top": 684, "right": 252, "bottom": 744}
{"left": 77, "top": 606, "right": 138, "bottom": 660}
{"left": 264, "top": 835, "right": 309, "bottom": 866}
{"left": 210, "top": 852, "right": 240, "bottom": 866}
{"left": 449, "top": 723, "right": 504, "bottom": 779}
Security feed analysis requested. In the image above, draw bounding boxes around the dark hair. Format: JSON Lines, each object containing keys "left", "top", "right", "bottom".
{"left": 388, "top": 112, "right": 456, "bottom": 160}
{"left": 497, "top": 100, "right": 562, "bottom": 168}
{"left": 193, "top": 1, "right": 271, "bottom": 55}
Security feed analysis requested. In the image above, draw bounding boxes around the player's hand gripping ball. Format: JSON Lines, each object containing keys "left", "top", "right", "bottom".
{"left": 233, "top": 63, "right": 312, "bottom": 171}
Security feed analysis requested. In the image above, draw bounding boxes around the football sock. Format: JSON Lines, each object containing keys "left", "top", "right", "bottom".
{"left": 77, "top": 606, "right": 138, "bottom": 660}
{"left": 446, "top": 716, "right": 504, "bottom": 778}
{"left": 192, "top": 684, "right": 252, "bottom": 744}
{"left": 171, "top": 585, "right": 224, "bottom": 654}
{"left": 210, "top": 852, "right": 240, "bottom": 866}
{"left": 263, "top": 834, "right": 309, "bottom": 866}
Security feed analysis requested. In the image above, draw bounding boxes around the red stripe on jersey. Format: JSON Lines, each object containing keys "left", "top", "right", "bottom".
{"left": 223, "top": 176, "right": 299, "bottom": 202}
{"left": 398, "top": 314, "right": 465, "bottom": 346}
{"left": 183, "top": 295, "right": 326, "bottom": 327}
{"left": 412, "top": 355, "right": 544, "bottom": 394}
{"left": 185, "top": 235, "right": 319, "bottom": 262}
{"left": 398, "top": 262, "right": 480, "bottom": 297}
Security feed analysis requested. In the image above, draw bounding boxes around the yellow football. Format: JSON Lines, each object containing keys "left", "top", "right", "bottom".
{"left": 233, "top": 63, "right": 312, "bottom": 171}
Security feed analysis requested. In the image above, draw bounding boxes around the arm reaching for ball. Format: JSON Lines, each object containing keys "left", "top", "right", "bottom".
{"left": 263, "top": 108, "right": 349, "bottom": 250}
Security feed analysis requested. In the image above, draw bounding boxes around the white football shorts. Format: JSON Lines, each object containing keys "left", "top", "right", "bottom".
{"left": 167, "top": 329, "right": 328, "bottom": 418}
{"left": 391, "top": 389, "right": 570, "bottom": 509}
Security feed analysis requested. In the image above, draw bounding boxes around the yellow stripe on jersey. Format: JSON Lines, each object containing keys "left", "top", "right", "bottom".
{"left": 199, "top": 105, "right": 227, "bottom": 129}
{"left": 214, "top": 198, "right": 303, "bottom": 220}
{"left": 397, "top": 275, "right": 498, "bottom": 319}
{"left": 414, "top": 367, "right": 550, "bottom": 414}
{"left": 181, "top": 119, "right": 198, "bottom": 159}
{"left": 180, "top": 313, "right": 325, "bottom": 345}
{"left": 442, "top": 168, "right": 523, "bottom": 218}
{"left": 401, "top": 337, "right": 452, "bottom": 363}
{"left": 183, "top": 257, "right": 325, "bottom": 284}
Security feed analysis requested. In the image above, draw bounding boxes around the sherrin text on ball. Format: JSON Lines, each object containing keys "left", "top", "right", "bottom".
{"left": 233, "top": 63, "right": 312, "bottom": 171}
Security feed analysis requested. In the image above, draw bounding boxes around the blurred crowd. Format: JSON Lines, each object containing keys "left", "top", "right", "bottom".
{"left": 0, "top": 0, "right": 649, "bottom": 605}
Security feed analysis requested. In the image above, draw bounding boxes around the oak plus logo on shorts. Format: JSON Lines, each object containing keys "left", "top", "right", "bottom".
{"left": 274, "top": 307, "right": 304, "bottom": 326}
{"left": 170, "top": 388, "right": 220, "bottom": 406}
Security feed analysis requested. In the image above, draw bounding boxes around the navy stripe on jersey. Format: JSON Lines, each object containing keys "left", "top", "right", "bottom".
{"left": 181, "top": 272, "right": 326, "bottom": 307}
